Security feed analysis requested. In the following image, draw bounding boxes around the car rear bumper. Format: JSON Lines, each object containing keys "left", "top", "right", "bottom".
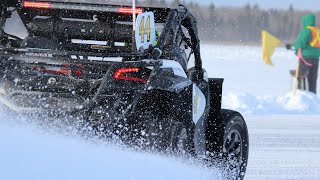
{"left": 0, "top": 91, "right": 85, "bottom": 114}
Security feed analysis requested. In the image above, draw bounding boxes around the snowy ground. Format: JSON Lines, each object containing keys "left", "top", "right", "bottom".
{"left": 0, "top": 114, "right": 218, "bottom": 180}
{"left": 1, "top": 44, "right": 320, "bottom": 179}
{"left": 246, "top": 115, "right": 320, "bottom": 180}
{"left": 201, "top": 44, "right": 320, "bottom": 115}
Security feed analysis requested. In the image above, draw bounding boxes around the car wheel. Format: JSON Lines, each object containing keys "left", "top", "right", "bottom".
{"left": 205, "top": 109, "right": 249, "bottom": 180}
{"left": 170, "top": 122, "right": 191, "bottom": 155}
{"left": 220, "top": 109, "right": 249, "bottom": 179}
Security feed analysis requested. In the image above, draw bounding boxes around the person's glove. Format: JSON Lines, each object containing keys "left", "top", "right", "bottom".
{"left": 285, "top": 44, "right": 291, "bottom": 50}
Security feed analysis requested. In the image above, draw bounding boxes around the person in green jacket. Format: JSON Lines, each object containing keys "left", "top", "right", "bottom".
{"left": 286, "top": 13, "right": 320, "bottom": 94}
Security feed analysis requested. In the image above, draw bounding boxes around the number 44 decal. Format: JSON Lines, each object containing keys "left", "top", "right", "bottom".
{"left": 139, "top": 16, "right": 151, "bottom": 43}
{"left": 135, "top": 12, "right": 156, "bottom": 51}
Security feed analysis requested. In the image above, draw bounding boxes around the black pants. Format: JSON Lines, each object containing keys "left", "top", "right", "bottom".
{"left": 298, "top": 58, "right": 319, "bottom": 94}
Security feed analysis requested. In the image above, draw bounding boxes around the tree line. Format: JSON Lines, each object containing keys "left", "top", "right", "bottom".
{"left": 134, "top": 0, "right": 320, "bottom": 44}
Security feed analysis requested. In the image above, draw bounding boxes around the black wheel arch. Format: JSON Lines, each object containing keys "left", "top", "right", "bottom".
{"left": 194, "top": 78, "right": 224, "bottom": 153}
{"left": 194, "top": 78, "right": 249, "bottom": 179}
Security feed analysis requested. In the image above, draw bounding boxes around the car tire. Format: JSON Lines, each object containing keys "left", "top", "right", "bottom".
{"left": 208, "top": 109, "right": 249, "bottom": 180}
{"left": 170, "top": 122, "right": 190, "bottom": 155}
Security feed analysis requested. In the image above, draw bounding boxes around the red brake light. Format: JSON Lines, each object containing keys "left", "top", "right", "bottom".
{"left": 44, "top": 67, "right": 71, "bottom": 76}
{"left": 23, "top": 1, "right": 51, "bottom": 9}
{"left": 114, "top": 67, "right": 147, "bottom": 83}
{"left": 33, "top": 64, "right": 85, "bottom": 77}
{"left": 118, "top": 7, "right": 143, "bottom": 14}
{"left": 33, "top": 66, "right": 70, "bottom": 76}
{"left": 74, "top": 69, "right": 83, "bottom": 77}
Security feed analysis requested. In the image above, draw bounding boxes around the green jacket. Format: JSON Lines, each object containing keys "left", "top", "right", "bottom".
{"left": 291, "top": 14, "right": 320, "bottom": 60}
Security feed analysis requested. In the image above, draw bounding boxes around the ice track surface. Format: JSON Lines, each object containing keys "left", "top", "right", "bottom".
{"left": 246, "top": 116, "right": 320, "bottom": 180}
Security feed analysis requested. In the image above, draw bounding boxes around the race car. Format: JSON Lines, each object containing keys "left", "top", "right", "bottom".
{"left": 0, "top": 1, "right": 249, "bottom": 179}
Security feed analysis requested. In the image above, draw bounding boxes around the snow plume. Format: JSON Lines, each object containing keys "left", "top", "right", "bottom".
{"left": 0, "top": 108, "right": 225, "bottom": 180}
{"left": 223, "top": 90, "right": 320, "bottom": 115}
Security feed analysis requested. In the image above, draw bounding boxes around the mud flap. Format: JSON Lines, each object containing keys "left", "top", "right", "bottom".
{"left": 194, "top": 78, "right": 224, "bottom": 156}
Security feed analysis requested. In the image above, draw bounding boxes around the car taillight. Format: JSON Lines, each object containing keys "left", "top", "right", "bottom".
{"left": 22, "top": 1, "right": 143, "bottom": 14}
{"left": 72, "top": 64, "right": 83, "bottom": 77}
{"left": 23, "top": 1, "right": 51, "bottom": 9}
{"left": 33, "top": 64, "right": 84, "bottom": 77}
{"left": 114, "top": 67, "right": 149, "bottom": 83}
{"left": 33, "top": 66, "right": 71, "bottom": 76}
{"left": 118, "top": 7, "right": 143, "bottom": 14}
{"left": 45, "top": 67, "right": 71, "bottom": 76}
{"left": 73, "top": 69, "right": 83, "bottom": 77}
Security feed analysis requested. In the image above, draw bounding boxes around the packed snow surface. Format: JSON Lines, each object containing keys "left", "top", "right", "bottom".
{"left": 1, "top": 44, "right": 320, "bottom": 179}
{"left": 0, "top": 113, "right": 218, "bottom": 180}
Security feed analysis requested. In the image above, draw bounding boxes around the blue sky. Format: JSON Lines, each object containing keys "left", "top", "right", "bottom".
{"left": 195, "top": 0, "right": 319, "bottom": 11}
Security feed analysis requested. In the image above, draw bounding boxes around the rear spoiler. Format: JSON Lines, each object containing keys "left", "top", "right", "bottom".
{"left": 0, "top": 47, "right": 145, "bottom": 63}
{"left": 16, "top": 1, "right": 171, "bottom": 23}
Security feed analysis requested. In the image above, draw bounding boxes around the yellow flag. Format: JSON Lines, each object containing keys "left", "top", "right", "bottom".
{"left": 262, "top": 30, "right": 281, "bottom": 65}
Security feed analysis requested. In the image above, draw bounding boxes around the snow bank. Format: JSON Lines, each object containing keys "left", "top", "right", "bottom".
{"left": 200, "top": 44, "right": 320, "bottom": 115}
{"left": 223, "top": 90, "right": 320, "bottom": 115}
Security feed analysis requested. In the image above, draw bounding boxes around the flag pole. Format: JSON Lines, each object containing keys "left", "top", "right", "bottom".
{"left": 132, "top": 0, "right": 136, "bottom": 31}
{"left": 132, "top": 0, "right": 136, "bottom": 52}
{"left": 293, "top": 62, "right": 300, "bottom": 96}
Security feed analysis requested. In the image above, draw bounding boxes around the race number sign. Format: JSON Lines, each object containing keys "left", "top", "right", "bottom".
{"left": 135, "top": 12, "right": 156, "bottom": 50}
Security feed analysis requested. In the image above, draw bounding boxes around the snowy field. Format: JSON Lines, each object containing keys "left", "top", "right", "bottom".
{"left": 201, "top": 44, "right": 320, "bottom": 115}
{"left": 1, "top": 44, "right": 320, "bottom": 179}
